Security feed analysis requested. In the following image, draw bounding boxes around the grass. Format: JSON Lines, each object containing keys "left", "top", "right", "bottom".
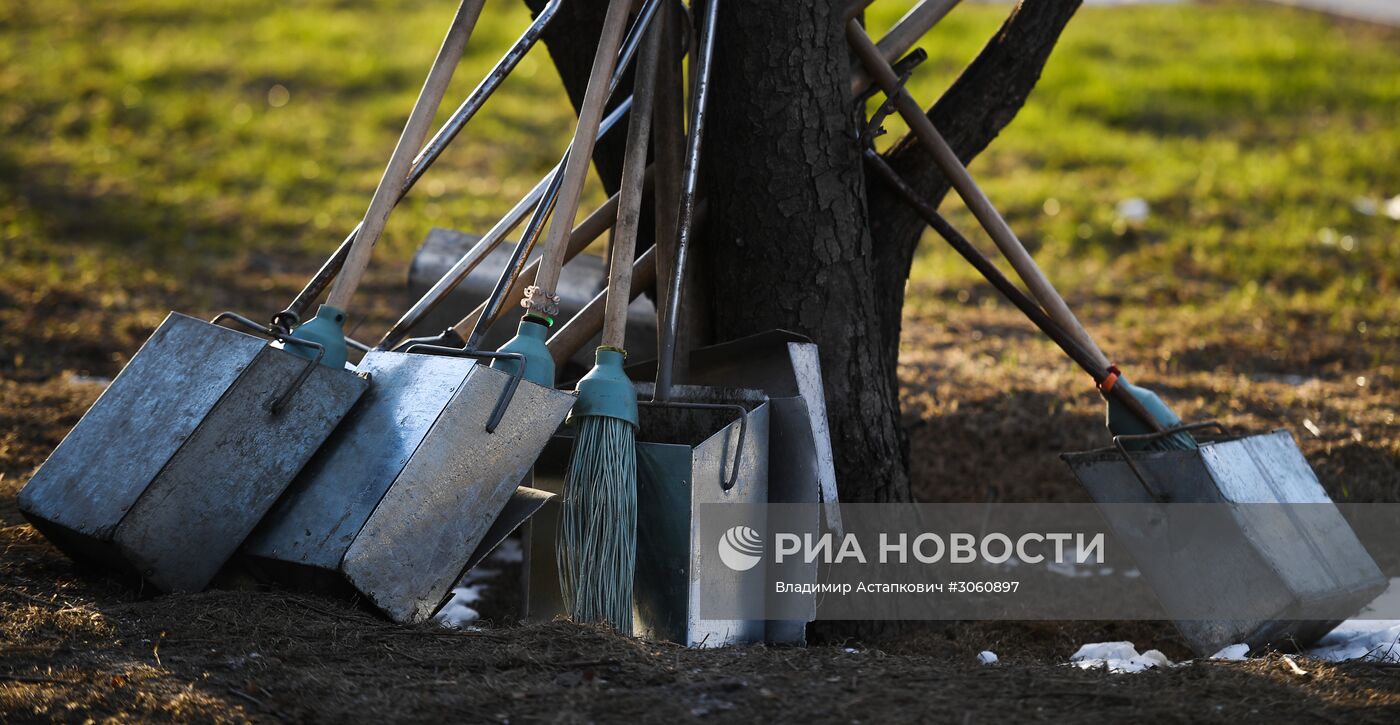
{"left": 876, "top": 1, "right": 1400, "bottom": 356}
{"left": 0, "top": 0, "right": 1397, "bottom": 380}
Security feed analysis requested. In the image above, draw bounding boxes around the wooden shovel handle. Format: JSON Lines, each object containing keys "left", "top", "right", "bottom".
{"left": 847, "top": 20, "right": 1112, "bottom": 374}
{"left": 864, "top": 149, "right": 1164, "bottom": 433}
{"left": 529, "top": 0, "right": 635, "bottom": 303}
{"left": 548, "top": 246, "right": 658, "bottom": 368}
{"left": 449, "top": 170, "right": 654, "bottom": 338}
{"left": 325, "top": 0, "right": 485, "bottom": 312}
{"left": 603, "top": 7, "right": 664, "bottom": 349}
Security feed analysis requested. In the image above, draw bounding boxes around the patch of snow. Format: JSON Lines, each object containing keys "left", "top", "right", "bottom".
{"left": 435, "top": 585, "right": 484, "bottom": 628}
{"left": 431, "top": 535, "right": 526, "bottom": 629}
{"left": 1307, "top": 621, "right": 1400, "bottom": 663}
{"left": 1210, "top": 643, "right": 1251, "bottom": 661}
{"left": 1069, "top": 642, "right": 1175, "bottom": 673}
{"left": 63, "top": 372, "right": 112, "bottom": 388}
{"left": 1307, "top": 577, "right": 1400, "bottom": 663}
{"left": 977, "top": 650, "right": 998, "bottom": 665}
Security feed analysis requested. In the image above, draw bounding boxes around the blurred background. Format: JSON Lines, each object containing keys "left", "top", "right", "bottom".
{"left": 0, "top": 0, "right": 1396, "bottom": 502}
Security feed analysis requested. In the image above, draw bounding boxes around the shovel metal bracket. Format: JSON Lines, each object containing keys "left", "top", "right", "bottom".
{"left": 402, "top": 344, "right": 525, "bottom": 434}
{"left": 389, "top": 327, "right": 467, "bottom": 353}
{"left": 269, "top": 309, "right": 300, "bottom": 335}
{"left": 211, "top": 311, "right": 326, "bottom": 414}
{"left": 854, "top": 49, "right": 927, "bottom": 150}
{"left": 639, "top": 400, "right": 749, "bottom": 491}
{"left": 1111, "top": 421, "right": 1234, "bottom": 502}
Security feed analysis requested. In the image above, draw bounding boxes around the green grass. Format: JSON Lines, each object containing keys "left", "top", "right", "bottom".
{"left": 1, "top": 0, "right": 1398, "bottom": 375}
{"left": 872, "top": 1, "right": 1400, "bottom": 346}
{"left": 0, "top": 0, "right": 575, "bottom": 288}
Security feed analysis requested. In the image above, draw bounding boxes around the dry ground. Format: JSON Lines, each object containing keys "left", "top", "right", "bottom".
{"left": 2, "top": 290, "right": 1398, "bottom": 722}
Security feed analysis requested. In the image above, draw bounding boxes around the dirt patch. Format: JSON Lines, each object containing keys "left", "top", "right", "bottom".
{"left": 3, "top": 516, "right": 1399, "bottom": 723}
{"left": 3, "top": 296, "right": 1400, "bottom": 722}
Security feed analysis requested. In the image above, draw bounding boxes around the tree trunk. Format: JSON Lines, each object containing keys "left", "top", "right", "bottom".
{"left": 526, "top": 0, "right": 1082, "bottom": 505}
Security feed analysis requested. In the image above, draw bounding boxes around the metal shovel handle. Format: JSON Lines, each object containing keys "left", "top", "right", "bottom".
{"left": 654, "top": 0, "right": 719, "bottom": 403}
{"left": 1112, "top": 421, "right": 1232, "bottom": 501}
{"left": 638, "top": 399, "right": 750, "bottom": 492}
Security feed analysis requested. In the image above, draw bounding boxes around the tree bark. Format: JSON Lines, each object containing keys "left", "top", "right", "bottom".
{"left": 703, "top": 0, "right": 911, "bottom": 502}
{"left": 525, "top": 0, "right": 1082, "bottom": 506}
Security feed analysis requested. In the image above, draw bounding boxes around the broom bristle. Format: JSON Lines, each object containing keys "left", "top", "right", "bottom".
{"left": 557, "top": 414, "right": 637, "bottom": 634}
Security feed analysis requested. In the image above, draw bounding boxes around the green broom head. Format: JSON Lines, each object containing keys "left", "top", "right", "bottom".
{"left": 557, "top": 346, "right": 638, "bottom": 634}
{"left": 288, "top": 304, "right": 348, "bottom": 369}
{"left": 492, "top": 316, "right": 555, "bottom": 388}
{"left": 1106, "top": 377, "right": 1197, "bottom": 451}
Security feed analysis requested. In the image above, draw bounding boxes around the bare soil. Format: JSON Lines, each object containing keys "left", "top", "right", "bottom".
{"left": 2, "top": 272, "right": 1398, "bottom": 723}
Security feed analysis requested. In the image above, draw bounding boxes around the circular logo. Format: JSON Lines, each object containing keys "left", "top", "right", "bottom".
{"left": 718, "top": 525, "right": 764, "bottom": 571}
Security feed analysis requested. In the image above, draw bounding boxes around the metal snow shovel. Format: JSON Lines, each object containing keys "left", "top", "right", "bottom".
{"left": 17, "top": 0, "right": 489, "bottom": 592}
{"left": 239, "top": 190, "right": 628, "bottom": 621}
{"left": 523, "top": 386, "right": 771, "bottom": 647}
{"left": 630, "top": 0, "right": 773, "bottom": 647}
{"left": 242, "top": 0, "right": 667, "bottom": 624}
{"left": 865, "top": 138, "right": 1387, "bottom": 655}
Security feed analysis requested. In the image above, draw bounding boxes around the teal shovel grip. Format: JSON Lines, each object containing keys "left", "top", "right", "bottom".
{"left": 493, "top": 318, "right": 555, "bottom": 388}
{"left": 288, "top": 304, "right": 348, "bottom": 370}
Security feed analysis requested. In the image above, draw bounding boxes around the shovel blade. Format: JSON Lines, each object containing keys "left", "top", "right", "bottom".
{"left": 1062, "top": 430, "right": 1387, "bottom": 654}
{"left": 341, "top": 366, "right": 576, "bottom": 623}
{"left": 244, "top": 351, "right": 478, "bottom": 573}
{"left": 19, "top": 312, "right": 367, "bottom": 592}
{"left": 246, "top": 351, "right": 573, "bottom": 623}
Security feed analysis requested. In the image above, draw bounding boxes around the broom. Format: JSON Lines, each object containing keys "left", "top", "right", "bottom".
{"left": 556, "top": 8, "right": 664, "bottom": 634}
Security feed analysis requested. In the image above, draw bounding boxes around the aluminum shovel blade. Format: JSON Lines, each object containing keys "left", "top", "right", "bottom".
{"left": 244, "top": 349, "right": 575, "bottom": 623}
{"left": 1062, "top": 429, "right": 1387, "bottom": 655}
{"left": 626, "top": 330, "right": 840, "bottom": 534}
{"left": 18, "top": 312, "right": 368, "bottom": 592}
